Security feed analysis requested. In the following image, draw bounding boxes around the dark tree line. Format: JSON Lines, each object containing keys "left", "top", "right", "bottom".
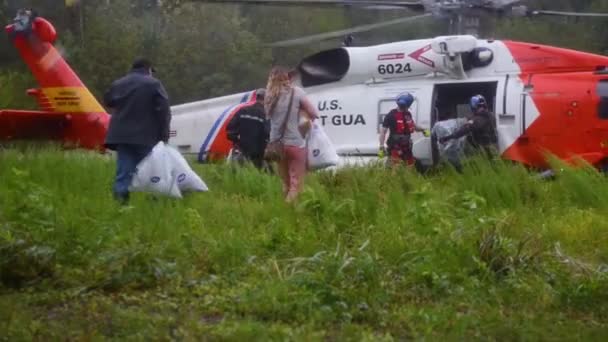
{"left": 1, "top": 0, "right": 608, "bottom": 109}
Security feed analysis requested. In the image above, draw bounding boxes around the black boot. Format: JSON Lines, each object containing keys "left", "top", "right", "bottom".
{"left": 113, "top": 191, "right": 130, "bottom": 206}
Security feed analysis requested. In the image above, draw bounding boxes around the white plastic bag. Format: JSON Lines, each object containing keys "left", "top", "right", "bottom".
{"left": 165, "top": 145, "right": 209, "bottom": 192}
{"left": 307, "top": 122, "right": 339, "bottom": 170}
{"left": 130, "top": 142, "right": 182, "bottom": 198}
{"left": 432, "top": 118, "right": 468, "bottom": 163}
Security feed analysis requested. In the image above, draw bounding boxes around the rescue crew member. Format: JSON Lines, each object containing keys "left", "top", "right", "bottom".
{"left": 226, "top": 88, "right": 270, "bottom": 170}
{"left": 379, "top": 92, "right": 428, "bottom": 166}
{"left": 103, "top": 58, "right": 171, "bottom": 204}
{"left": 439, "top": 94, "right": 497, "bottom": 159}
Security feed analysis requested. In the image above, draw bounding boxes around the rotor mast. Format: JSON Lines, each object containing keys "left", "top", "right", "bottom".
{"left": 450, "top": 13, "right": 480, "bottom": 35}
{"left": 437, "top": 1, "right": 482, "bottom": 36}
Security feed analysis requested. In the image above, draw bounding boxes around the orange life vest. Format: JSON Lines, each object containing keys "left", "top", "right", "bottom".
{"left": 394, "top": 110, "right": 415, "bottom": 135}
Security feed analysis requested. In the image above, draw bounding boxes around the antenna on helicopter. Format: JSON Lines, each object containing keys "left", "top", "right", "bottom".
{"left": 448, "top": 12, "right": 481, "bottom": 36}
{"left": 342, "top": 34, "right": 354, "bottom": 47}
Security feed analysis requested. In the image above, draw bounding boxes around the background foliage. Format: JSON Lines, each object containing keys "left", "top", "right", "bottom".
{"left": 1, "top": 149, "right": 608, "bottom": 339}
{"left": 1, "top": 0, "right": 608, "bottom": 108}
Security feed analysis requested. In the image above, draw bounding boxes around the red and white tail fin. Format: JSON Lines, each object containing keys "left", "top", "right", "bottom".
{"left": 1, "top": 10, "right": 108, "bottom": 150}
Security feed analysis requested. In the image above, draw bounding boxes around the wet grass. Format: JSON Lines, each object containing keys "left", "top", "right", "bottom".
{"left": 1, "top": 147, "right": 607, "bottom": 340}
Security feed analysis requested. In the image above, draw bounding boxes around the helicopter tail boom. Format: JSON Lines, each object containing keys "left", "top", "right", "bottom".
{"left": 2, "top": 10, "right": 109, "bottom": 150}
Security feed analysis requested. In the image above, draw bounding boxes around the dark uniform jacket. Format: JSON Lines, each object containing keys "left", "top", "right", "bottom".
{"left": 226, "top": 102, "right": 269, "bottom": 158}
{"left": 103, "top": 68, "right": 171, "bottom": 150}
{"left": 447, "top": 110, "right": 497, "bottom": 148}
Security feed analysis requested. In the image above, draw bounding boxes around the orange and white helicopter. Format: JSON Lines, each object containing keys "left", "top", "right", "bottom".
{"left": 3, "top": 1, "right": 608, "bottom": 171}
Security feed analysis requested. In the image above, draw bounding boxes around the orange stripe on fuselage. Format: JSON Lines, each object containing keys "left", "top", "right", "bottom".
{"left": 504, "top": 41, "right": 608, "bottom": 168}
{"left": 505, "top": 41, "right": 608, "bottom": 74}
{"left": 207, "top": 93, "right": 257, "bottom": 160}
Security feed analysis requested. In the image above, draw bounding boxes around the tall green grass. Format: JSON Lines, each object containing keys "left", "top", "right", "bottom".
{"left": 1, "top": 147, "right": 607, "bottom": 340}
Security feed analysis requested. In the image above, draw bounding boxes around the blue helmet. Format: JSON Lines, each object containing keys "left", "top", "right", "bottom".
{"left": 396, "top": 92, "right": 414, "bottom": 109}
{"left": 470, "top": 95, "right": 487, "bottom": 111}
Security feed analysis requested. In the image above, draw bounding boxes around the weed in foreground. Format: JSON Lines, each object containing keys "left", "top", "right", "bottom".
{"left": 1, "top": 148, "right": 607, "bottom": 340}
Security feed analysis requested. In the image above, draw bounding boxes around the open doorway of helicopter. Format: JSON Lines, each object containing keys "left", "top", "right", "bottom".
{"left": 429, "top": 81, "right": 497, "bottom": 166}
{"left": 431, "top": 81, "right": 498, "bottom": 124}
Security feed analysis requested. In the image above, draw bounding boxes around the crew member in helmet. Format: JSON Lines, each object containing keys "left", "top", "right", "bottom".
{"left": 439, "top": 94, "right": 497, "bottom": 158}
{"left": 379, "top": 92, "right": 428, "bottom": 166}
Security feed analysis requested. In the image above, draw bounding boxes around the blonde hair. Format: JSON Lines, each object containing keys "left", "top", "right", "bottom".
{"left": 264, "top": 66, "right": 291, "bottom": 117}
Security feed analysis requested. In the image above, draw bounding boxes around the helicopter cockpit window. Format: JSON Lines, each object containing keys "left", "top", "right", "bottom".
{"left": 598, "top": 80, "right": 608, "bottom": 119}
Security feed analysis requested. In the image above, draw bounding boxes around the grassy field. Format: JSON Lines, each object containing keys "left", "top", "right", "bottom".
{"left": 1, "top": 146, "right": 607, "bottom": 340}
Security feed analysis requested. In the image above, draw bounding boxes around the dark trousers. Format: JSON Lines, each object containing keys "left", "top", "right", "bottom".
{"left": 231, "top": 147, "right": 273, "bottom": 173}
{"left": 449, "top": 144, "right": 495, "bottom": 173}
{"left": 447, "top": 158, "right": 464, "bottom": 173}
{"left": 388, "top": 139, "right": 414, "bottom": 166}
{"left": 248, "top": 154, "right": 265, "bottom": 170}
{"left": 113, "top": 144, "right": 153, "bottom": 202}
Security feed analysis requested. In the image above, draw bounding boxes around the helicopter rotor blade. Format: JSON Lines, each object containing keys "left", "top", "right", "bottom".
{"left": 530, "top": 10, "right": 608, "bottom": 18}
{"left": 186, "top": 1, "right": 608, "bottom": 45}
{"left": 266, "top": 13, "right": 431, "bottom": 47}
{"left": 191, "top": 0, "right": 424, "bottom": 10}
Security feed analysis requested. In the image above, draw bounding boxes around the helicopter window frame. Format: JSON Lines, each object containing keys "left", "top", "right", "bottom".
{"left": 598, "top": 80, "right": 608, "bottom": 120}
{"left": 377, "top": 97, "right": 419, "bottom": 134}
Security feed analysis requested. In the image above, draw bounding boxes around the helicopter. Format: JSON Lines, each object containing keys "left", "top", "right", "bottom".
{"left": 2, "top": 2, "right": 608, "bottom": 170}
{"left": 170, "top": 0, "right": 608, "bottom": 169}
{"left": 0, "top": 9, "right": 108, "bottom": 152}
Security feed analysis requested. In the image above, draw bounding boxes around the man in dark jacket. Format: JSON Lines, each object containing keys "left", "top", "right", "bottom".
{"left": 226, "top": 89, "right": 269, "bottom": 169}
{"left": 439, "top": 94, "right": 497, "bottom": 160}
{"left": 104, "top": 58, "right": 171, "bottom": 203}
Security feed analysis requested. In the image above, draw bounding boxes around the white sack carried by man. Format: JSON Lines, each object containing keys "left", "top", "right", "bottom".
{"left": 431, "top": 118, "right": 468, "bottom": 163}
{"left": 306, "top": 122, "right": 339, "bottom": 170}
{"left": 165, "top": 145, "right": 209, "bottom": 193}
{"left": 130, "top": 142, "right": 208, "bottom": 198}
